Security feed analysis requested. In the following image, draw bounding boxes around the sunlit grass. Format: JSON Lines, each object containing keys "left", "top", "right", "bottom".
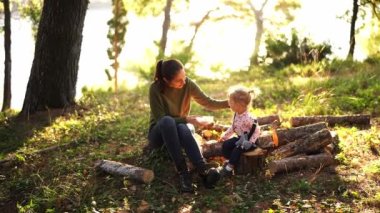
{"left": 1, "top": 59, "right": 380, "bottom": 212}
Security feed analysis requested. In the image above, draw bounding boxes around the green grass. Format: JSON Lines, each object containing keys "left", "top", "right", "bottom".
{"left": 0, "top": 59, "right": 380, "bottom": 212}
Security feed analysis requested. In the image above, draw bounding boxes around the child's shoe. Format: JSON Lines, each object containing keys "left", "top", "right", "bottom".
{"left": 200, "top": 167, "right": 221, "bottom": 189}
{"left": 219, "top": 165, "right": 233, "bottom": 178}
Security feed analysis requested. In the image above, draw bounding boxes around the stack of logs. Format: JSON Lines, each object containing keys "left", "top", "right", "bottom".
{"left": 199, "top": 114, "right": 371, "bottom": 176}
{"left": 94, "top": 114, "right": 370, "bottom": 182}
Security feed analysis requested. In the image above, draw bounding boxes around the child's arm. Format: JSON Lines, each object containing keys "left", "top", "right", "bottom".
{"left": 219, "top": 126, "right": 234, "bottom": 142}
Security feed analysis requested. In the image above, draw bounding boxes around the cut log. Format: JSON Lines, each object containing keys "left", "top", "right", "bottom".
{"left": 257, "top": 114, "right": 280, "bottom": 125}
{"left": 257, "top": 122, "right": 328, "bottom": 148}
{"left": 207, "top": 123, "right": 229, "bottom": 132}
{"left": 205, "top": 114, "right": 280, "bottom": 132}
{"left": 271, "top": 129, "right": 332, "bottom": 159}
{"left": 202, "top": 141, "right": 223, "bottom": 158}
{"left": 95, "top": 160, "right": 154, "bottom": 184}
{"left": 236, "top": 147, "right": 267, "bottom": 174}
{"left": 290, "top": 114, "right": 370, "bottom": 128}
{"left": 201, "top": 123, "right": 328, "bottom": 157}
{"left": 201, "top": 136, "right": 273, "bottom": 158}
{"left": 268, "top": 153, "right": 335, "bottom": 176}
{"left": 274, "top": 122, "right": 328, "bottom": 146}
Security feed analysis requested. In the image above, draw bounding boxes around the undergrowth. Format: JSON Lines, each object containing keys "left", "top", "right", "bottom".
{"left": 0, "top": 59, "right": 379, "bottom": 212}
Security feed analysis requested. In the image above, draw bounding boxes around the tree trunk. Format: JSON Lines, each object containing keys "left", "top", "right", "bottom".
{"left": 20, "top": 0, "right": 88, "bottom": 117}
{"left": 187, "top": 9, "right": 215, "bottom": 52}
{"left": 268, "top": 153, "right": 335, "bottom": 176}
{"left": 158, "top": 0, "right": 173, "bottom": 59}
{"left": 236, "top": 147, "right": 267, "bottom": 174}
{"left": 113, "top": 0, "right": 120, "bottom": 93}
{"left": 347, "top": 0, "right": 359, "bottom": 59}
{"left": 201, "top": 122, "right": 328, "bottom": 157}
{"left": 95, "top": 160, "right": 154, "bottom": 183}
{"left": 247, "top": 0, "right": 268, "bottom": 69}
{"left": 271, "top": 129, "right": 332, "bottom": 159}
{"left": 290, "top": 114, "right": 370, "bottom": 128}
{"left": 2, "top": 0, "right": 11, "bottom": 112}
{"left": 249, "top": 9, "right": 263, "bottom": 68}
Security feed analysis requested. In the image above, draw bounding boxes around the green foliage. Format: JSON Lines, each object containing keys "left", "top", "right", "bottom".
{"left": 122, "top": 0, "right": 165, "bottom": 16}
{"left": 166, "top": 40, "right": 199, "bottom": 79}
{"left": 18, "top": 0, "right": 42, "bottom": 39}
{"left": 289, "top": 180, "right": 312, "bottom": 195}
{"left": 106, "top": 0, "right": 128, "bottom": 90}
{"left": 363, "top": 159, "right": 380, "bottom": 175}
{"left": 364, "top": 18, "right": 380, "bottom": 56}
{"left": 1, "top": 60, "right": 380, "bottom": 212}
{"left": 274, "top": 0, "right": 301, "bottom": 22}
{"left": 364, "top": 192, "right": 380, "bottom": 208}
{"left": 265, "top": 29, "right": 332, "bottom": 69}
{"left": 17, "top": 199, "right": 37, "bottom": 213}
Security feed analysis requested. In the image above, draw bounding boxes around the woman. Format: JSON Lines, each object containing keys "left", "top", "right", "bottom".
{"left": 148, "top": 59, "right": 229, "bottom": 193}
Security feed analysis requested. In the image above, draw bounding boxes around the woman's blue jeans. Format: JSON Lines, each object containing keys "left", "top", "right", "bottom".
{"left": 148, "top": 116, "right": 205, "bottom": 172}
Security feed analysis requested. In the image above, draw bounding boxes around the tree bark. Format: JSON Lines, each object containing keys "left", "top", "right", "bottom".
{"left": 187, "top": 9, "right": 215, "bottom": 52}
{"left": 158, "top": 0, "right": 173, "bottom": 58}
{"left": 248, "top": 0, "right": 268, "bottom": 69}
{"left": 347, "top": 0, "right": 359, "bottom": 59}
{"left": 204, "top": 114, "right": 280, "bottom": 132}
{"left": 236, "top": 147, "right": 267, "bottom": 174}
{"left": 290, "top": 114, "right": 370, "bottom": 128}
{"left": 272, "top": 122, "right": 328, "bottom": 146}
{"left": 268, "top": 153, "right": 335, "bottom": 176}
{"left": 202, "top": 140, "right": 223, "bottom": 158}
{"left": 250, "top": 9, "right": 263, "bottom": 68}
{"left": 257, "top": 114, "right": 280, "bottom": 125}
{"left": 20, "top": 0, "right": 88, "bottom": 117}
{"left": 201, "top": 122, "right": 328, "bottom": 157}
{"left": 271, "top": 129, "right": 332, "bottom": 159}
{"left": 95, "top": 160, "right": 154, "bottom": 183}
{"left": 2, "top": 0, "right": 11, "bottom": 112}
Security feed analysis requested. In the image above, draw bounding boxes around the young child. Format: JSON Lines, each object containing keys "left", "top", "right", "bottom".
{"left": 219, "top": 86, "right": 260, "bottom": 177}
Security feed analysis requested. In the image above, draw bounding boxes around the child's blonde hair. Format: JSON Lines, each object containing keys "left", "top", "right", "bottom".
{"left": 228, "top": 85, "right": 253, "bottom": 107}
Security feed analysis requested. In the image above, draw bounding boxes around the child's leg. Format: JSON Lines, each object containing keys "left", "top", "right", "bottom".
{"left": 228, "top": 146, "right": 244, "bottom": 168}
{"left": 222, "top": 137, "right": 239, "bottom": 160}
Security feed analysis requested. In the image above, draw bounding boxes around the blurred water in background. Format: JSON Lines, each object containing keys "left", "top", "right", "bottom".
{"left": 0, "top": 0, "right": 366, "bottom": 110}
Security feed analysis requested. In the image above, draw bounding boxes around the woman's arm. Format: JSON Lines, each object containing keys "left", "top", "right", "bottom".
{"left": 188, "top": 78, "right": 229, "bottom": 110}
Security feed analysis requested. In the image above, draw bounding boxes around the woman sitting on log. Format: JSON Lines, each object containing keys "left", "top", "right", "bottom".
{"left": 148, "top": 59, "right": 230, "bottom": 193}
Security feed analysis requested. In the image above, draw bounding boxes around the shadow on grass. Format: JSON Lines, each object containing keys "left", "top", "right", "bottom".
{"left": 0, "top": 108, "right": 78, "bottom": 159}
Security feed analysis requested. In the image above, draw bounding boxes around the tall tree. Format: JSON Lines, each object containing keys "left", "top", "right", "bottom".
{"left": 106, "top": 0, "right": 128, "bottom": 93}
{"left": 248, "top": 0, "right": 268, "bottom": 68}
{"left": 223, "top": 0, "right": 300, "bottom": 70}
{"left": 158, "top": 0, "right": 173, "bottom": 59}
{"left": 347, "top": 0, "right": 379, "bottom": 59}
{"left": 21, "top": 0, "right": 88, "bottom": 117}
{"left": 1, "top": 0, "right": 11, "bottom": 112}
{"left": 347, "top": 0, "right": 359, "bottom": 59}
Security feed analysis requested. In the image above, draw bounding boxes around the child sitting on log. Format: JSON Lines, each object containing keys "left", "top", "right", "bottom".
{"left": 218, "top": 86, "right": 261, "bottom": 177}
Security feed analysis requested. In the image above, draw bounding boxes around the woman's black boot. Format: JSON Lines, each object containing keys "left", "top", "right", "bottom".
{"left": 178, "top": 170, "right": 194, "bottom": 193}
{"left": 176, "top": 159, "right": 193, "bottom": 193}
